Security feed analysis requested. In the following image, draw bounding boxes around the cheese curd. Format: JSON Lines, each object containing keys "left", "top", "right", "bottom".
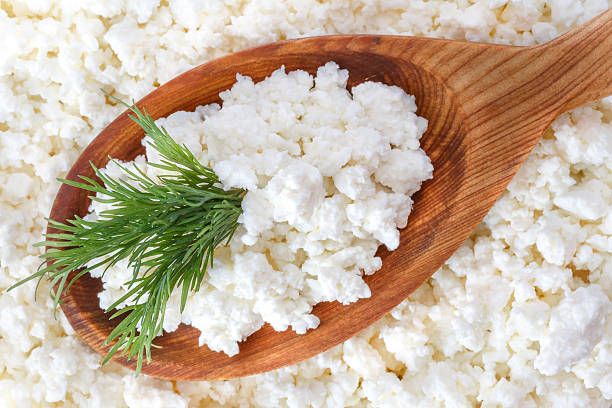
{"left": 88, "top": 63, "right": 433, "bottom": 355}
{"left": 1, "top": 1, "right": 612, "bottom": 407}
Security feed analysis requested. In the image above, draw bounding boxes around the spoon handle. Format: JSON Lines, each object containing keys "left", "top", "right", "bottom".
{"left": 535, "top": 9, "right": 612, "bottom": 113}
{"left": 437, "top": 9, "right": 612, "bottom": 153}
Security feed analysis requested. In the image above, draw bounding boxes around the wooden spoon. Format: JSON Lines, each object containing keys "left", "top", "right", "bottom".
{"left": 53, "top": 10, "right": 612, "bottom": 380}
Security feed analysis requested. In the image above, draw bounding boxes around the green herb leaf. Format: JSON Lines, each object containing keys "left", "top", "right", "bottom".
{"left": 8, "top": 93, "right": 244, "bottom": 375}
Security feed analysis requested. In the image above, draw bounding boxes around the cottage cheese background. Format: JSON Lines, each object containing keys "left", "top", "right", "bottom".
{"left": 1, "top": 0, "right": 612, "bottom": 407}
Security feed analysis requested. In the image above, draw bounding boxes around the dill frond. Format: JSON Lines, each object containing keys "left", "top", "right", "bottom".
{"left": 9, "top": 94, "right": 244, "bottom": 374}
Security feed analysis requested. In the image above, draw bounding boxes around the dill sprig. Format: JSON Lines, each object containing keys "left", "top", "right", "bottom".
{"left": 9, "top": 94, "right": 244, "bottom": 374}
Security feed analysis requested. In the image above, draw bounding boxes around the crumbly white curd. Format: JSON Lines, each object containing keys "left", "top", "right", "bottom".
{"left": 2, "top": 1, "right": 612, "bottom": 407}
{"left": 88, "top": 63, "right": 433, "bottom": 356}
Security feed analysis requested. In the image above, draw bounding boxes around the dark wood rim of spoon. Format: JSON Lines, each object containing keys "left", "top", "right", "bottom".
{"left": 51, "top": 10, "right": 612, "bottom": 380}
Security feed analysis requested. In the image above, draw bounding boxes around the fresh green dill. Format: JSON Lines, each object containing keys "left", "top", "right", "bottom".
{"left": 8, "top": 94, "right": 244, "bottom": 374}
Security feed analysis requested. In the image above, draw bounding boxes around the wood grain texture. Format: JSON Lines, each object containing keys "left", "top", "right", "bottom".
{"left": 51, "top": 10, "right": 612, "bottom": 380}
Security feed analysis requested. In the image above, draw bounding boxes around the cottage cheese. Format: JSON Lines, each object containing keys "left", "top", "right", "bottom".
{"left": 88, "top": 63, "right": 433, "bottom": 355}
{"left": 1, "top": 1, "right": 612, "bottom": 407}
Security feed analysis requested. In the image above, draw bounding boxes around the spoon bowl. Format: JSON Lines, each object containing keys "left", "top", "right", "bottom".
{"left": 52, "top": 10, "right": 612, "bottom": 380}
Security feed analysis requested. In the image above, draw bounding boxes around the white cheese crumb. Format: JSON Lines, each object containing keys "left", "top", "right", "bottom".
{"left": 535, "top": 285, "right": 611, "bottom": 376}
